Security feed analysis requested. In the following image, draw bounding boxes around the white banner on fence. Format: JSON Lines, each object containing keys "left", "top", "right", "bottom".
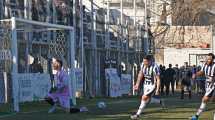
{"left": 121, "top": 74, "right": 132, "bottom": 95}
{"left": 105, "top": 68, "right": 121, "bottom": 97}
{"left": 75, "top": 68, "right": 83, "bottom": 92}
{"left": 17, "top": 73, "right": 51, "bottom": 102}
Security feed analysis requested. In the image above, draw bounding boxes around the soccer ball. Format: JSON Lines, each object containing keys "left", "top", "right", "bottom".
{"left": 97, "top": 101, "right": 106, "bottom": 109}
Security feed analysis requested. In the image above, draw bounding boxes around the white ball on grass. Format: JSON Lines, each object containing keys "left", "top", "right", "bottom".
{"left": 97, "top": 101, "right": 106, "bottom": 109}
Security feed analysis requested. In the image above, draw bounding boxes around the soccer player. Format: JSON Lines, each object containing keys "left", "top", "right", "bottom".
{"left": 130, "top": 55, "right": 164, "bottom": 119}
{"left": 45, "top": 58, "right": 87, "bottom": 113}
{"left": 191, "top": 53, "right": 215, "bottom": 120}
{"left": 180, "top": 62, "right": 192, "bottom": 99}
{"left": 173, "top": 64, "right": 180, "bottom": 89}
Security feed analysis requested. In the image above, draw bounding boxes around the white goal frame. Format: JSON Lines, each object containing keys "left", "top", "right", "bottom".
{"left": 0, "top": 17, "right": 76, "bottom": 112}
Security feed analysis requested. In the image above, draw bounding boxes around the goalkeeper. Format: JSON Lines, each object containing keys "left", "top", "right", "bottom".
{"left": 45, "top": 58, "right": 87, "bottom": 113}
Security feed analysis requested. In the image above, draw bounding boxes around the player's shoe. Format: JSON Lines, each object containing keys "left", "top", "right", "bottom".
{"left": 48, "top": 104, "right": 57, "bottom": 113}
{"left": 130, "top": 114, "right": 140, "bottom": 120}
{"left": 190, "top": 115, "right": 198, "bottom": 120}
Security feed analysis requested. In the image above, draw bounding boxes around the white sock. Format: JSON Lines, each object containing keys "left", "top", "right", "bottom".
{"left": 150, "top": 97, "right": 161, "bottom": 104}
{"left": 196, "top": 102, "right": 206, "bottom": 116}
{"left": 136, "top": 100, "right": 147, "bottom": 115}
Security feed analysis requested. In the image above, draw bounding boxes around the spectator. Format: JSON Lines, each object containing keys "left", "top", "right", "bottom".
{"left": 30, "top": 57, "right": 43, "bottom": 73}
{"left": 173, "top": 64, "right": 180, "bottom": 89}
{"left": 192, "top": 65, "right": 197, "bottom": 91}
{"left": 164, "top": 64, "right": 176, "bottom": 95}
{"left": 180, "top": 62, "right": 192, "bottom": 99}
{"left": 160, "top": 65, "right": 166, "bottom": 95}
{"left": 195, "top": 66, "right": 206, "bottom": 95}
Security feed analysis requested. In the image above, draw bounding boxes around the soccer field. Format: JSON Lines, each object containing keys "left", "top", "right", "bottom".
{"left": 0, "top": 93, "right": 214, "bottom": 120}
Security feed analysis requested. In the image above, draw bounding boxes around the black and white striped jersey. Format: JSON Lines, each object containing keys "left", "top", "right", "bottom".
{"left": 141, "top": 63, "right": 160, "bottom": 85}
{"left": 200, "top": 63, "right": 215, "bottom": 82}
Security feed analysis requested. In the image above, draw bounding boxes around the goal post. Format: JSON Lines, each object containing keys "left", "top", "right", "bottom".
{"left": 11, "top": 17, "right": 19, "bottom": 112}
{"left": 0, "top": 17, "right": 76, "bottom": 112}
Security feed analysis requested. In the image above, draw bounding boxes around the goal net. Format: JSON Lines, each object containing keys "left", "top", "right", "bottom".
{"left": 0, "top": 17, "right": 76, "bottom": 113}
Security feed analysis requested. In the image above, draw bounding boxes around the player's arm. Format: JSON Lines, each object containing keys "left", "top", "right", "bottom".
{"left": 154, "top": 65, "right": 160, "bottom": 95}
{"left": 192, "top": 65, "right": 205, "bottom": 79}
{"left": 155, "top": 75, "right": 160, "bottom": 95}
{"left": 196, "top": 71, "right": 204, "bottom": 76}
{"left": 192, "top": 71, "right": 204, "bottom": 79}
{"left": 134, "top": 70, "right": 144, "bottom": 90}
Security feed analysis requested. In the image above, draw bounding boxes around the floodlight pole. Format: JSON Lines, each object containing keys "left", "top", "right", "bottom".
{"left": 11, "top": 17, "right": 19, "bottom": 112}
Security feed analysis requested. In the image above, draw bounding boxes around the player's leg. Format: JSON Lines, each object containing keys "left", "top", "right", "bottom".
{"left": 197, "top": 80, "right": 200, "bottom": 94}
{"left": 161, "top": 79, "right": 165, "bottom": 95}
{"left": 171, "top": 79, "right": 175, "bottom": 94}
{"left": 131, "top": 95, "right": 151, "bottom": 119}
{"left": 131, "top": 84, "right": 155, "bottom": 119}
{"left": 176, "top": 77, "right": 179, "bottom": 89}
{"left": 59, "top": 96, "right": 86, "bottom": 113}
{"left": 150, "top": 96, "right": 160, "bottom": 104}
{"left": 188, "top": 85, "right": 192, "bottom": 99}
{"left": 150, "top": 95, "right": 166, "bottom": 108}
{"left": 186, "top": 80, "right": 192, "bottom": 99}
{"left": 45, "top": 95, "right": 58, "bottom": 113}
{"left": 45, "top": 86, "right": 63, "bottom": 113}
{"left": 58, "top": 96, "right": 71, "bottom": 113}
{"left": 191, "top": 96, "right": 210, "bottom": 120}
{"left": 45, "top": 97, "right": 55, "bottom": 106}
{"left": 45, "top": 85, "right": 58, "bottom": 110}
{"left": 200, "top": 80, "right": 206, "bottom": 95}
{"left": 57, "top": 96, "right": 88, "bottom": 114}
{"left": 137, "top": 95, "right": 150, "bottom": 115}
{"left": 165, "top": 80, "right": 170, "bottom": 96}
{"left": 191, "top": 82, "right": 214, "bottom": 119}
{"left": 180, "top": 80, "right": 185, "bottom": 99}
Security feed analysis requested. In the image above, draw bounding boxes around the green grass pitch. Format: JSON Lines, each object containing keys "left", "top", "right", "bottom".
{"left": 0, "top": 93, "right": 214, "bottom": 120}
